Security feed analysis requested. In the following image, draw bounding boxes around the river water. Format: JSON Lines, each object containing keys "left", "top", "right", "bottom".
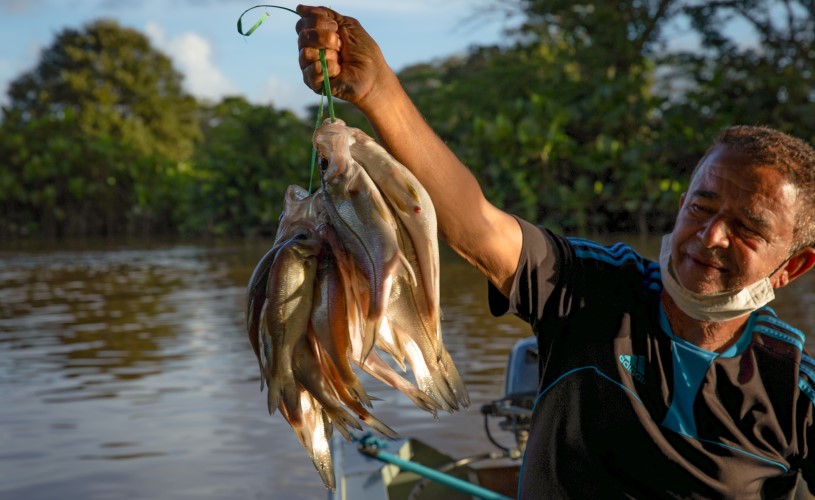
{"left": 1, "top": 237, "right": 813, "bottom": 499}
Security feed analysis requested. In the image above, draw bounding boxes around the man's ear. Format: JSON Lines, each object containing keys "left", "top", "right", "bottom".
{"left": 772, "top": 246, "right": 815, "bottom": 289}
{"left": 679, "top": 192, "right": 686, "bottom": 209}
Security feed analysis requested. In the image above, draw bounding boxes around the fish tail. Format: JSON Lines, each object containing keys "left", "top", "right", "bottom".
{"left": 348, "top": 382, "right": 373, "bottom": 409}
{"left": 327, "top": 409, "right": 362, "bottom": 442}
{"left": 428, "top": 378, "right": 460, "bottom": 413}
{"left": 441, "top": 348, "right": 470, "bottom": 409}
{"left": 266, "top": 380, "right": 281, "bottom": 415}
{"left": 359, "top": 412, "right": 400, "bottom": 440}
{"left": 404, "top": 388, "right": 441, "bottom": 419}
{"left": 375, "top": 317, "right": 407, "bottom": 372}
{"left": 281, "top": 383, "right": 300, "bottom": 416}
{"left": 359, "top": 319, "right": 378, "bottom": 364}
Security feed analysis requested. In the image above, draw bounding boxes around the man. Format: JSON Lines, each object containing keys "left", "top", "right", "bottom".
{"left": 295, "top": 5, "right": 815, "bottom": 497}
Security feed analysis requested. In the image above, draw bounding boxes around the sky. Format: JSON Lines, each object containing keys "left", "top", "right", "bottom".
{"left": 0, "top": 0, "right": 519, "bottom": 117}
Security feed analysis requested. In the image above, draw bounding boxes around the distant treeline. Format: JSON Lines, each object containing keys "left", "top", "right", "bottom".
{"left": 2, "top": 0, "right": 814, "bottom": 239}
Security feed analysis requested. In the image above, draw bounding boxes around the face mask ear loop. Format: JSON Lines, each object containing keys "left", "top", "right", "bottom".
{"left": 768, "top": 255, "right": 792, "bottom": 279}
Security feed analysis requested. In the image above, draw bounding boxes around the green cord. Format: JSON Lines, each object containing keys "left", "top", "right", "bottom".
{"left": 236, "top": 5, "right": 298, "bottom": 35}
{"left": 319, "top": 50, "right": 336, "bottom": 122}
{"left": 308, "top": 94, "right": 325, "bottom": 193}
{"left": 236, "top": 4, "right": 337, "bottom": 193}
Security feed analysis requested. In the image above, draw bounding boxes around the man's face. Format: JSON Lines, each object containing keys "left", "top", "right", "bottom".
{"left": 671, "top": 145, "right": 800, "bottom": 295}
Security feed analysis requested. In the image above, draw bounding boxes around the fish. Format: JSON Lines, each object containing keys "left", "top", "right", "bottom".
{"left": 246, "top": 244, "right": 281, "bottom": 389}
{"left": 352, "top": 335, "right": 442, "bottom": 418}
{"left": 386, "top": 215, "right": 469, "bottom": 411}
{"left": 260, "top": 231, "right": 321, "bottom": 415}
{"left": 314, "top": 119, "right": 415, "bottom": 361}
{"left": 349, "top": 127, "right": 443, "bottom": 353}
{"left": 274, "top": 184, "right": 324, "bottom": 246}
{"left": 308, "top": 246, "right": 373, "bottom": 408}
{"left": 292, "top": 334, "right": 362, "bottom": 443}
{"left": 248, "top": 118, "right": 470, "bottom": 491}
{"left": 278, "top": 384, "right": 335, "bottom": 491}
{"left": 296, "top": 330, "right": 398, "bottom": 441}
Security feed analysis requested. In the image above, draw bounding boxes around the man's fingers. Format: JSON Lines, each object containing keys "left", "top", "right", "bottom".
{"left": 300, "top": 55, "right": 341, "bottom": 93}
{"left": 298, "top": 28, "right": 341, "bottom": 53}
{"left": 294, "top": 10, "right": 339, "bottom": 34}
{"left": 300, "top": 63, "right": 324, "bottom": 93}
{"left": 298, "top": 48, "right": 339, "bottom": 75}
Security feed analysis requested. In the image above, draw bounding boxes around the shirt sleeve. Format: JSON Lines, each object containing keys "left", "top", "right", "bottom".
{"left": 488, "top": 217, "right": 573, "bottom": 327}
{"left": 796, "top": 363, "right": 815, "bottom": 491}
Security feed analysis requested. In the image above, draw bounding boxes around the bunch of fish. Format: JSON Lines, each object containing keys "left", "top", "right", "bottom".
{"left": 245, "top": 119, "right": 469, "bottom": 490}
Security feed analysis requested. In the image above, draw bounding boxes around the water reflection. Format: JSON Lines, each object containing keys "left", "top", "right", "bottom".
{"left": 0, "top": 238, "right": 813, "bottom": 499}
{"left": 0, "top": 240, "right": 527, "bottom": 499}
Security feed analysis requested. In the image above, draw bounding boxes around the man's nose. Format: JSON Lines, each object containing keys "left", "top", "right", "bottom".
{"left": 698, "top": 216, "right": 730, "bottom": 249}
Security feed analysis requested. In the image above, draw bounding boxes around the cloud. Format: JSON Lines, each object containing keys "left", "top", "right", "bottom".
{"left": 251, "top": 75, "right": 321, "bottom": 116}
{"left": 144, "top": 21, "right": 237, "bottom": 102}
{"left": 0, "top": 41, "right": 43, "bottom": 105}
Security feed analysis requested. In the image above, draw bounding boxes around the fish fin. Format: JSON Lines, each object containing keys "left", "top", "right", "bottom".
{"left": 246, "top": 295, "right": 262, "bottom": 361}
{"left": 359, "top": 319, "right": 378, "bottom": 365}
{"left": 396, "top": 251, "right": 417, "bottom": 287}
{"left": 358, "top": 348, "right": 441, "bottom": 417}
{"left": 375, "top": 317, "right": 407, "bottom": 372}
{"left": 322, "top": 410, "right": 334, "bottom": 442}
{"left": 257, "top": 314, "right": 270, "bottom": 393}
{"left": 257, "top": 361, "right": 266, "bottom": 392}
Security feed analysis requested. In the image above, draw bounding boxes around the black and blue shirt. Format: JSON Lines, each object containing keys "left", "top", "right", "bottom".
{"left": 489, "top": 219, "right": 815, "bottom": 499}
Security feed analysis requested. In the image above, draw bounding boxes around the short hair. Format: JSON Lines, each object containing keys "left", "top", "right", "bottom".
{"left": 691, "top": 125, "right": 815, "bottom": 251}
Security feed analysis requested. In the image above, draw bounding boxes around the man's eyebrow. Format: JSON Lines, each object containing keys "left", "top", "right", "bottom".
{"left": 690, "top": 189, "right": 718, "bottom": 200}
{"left": 742, "top": 207, "right": 770, "bottom": 230}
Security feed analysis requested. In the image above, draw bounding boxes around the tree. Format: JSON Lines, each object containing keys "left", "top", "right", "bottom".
{"left": 0, "top": 19, "right": 202, "bottom": 238}
{"left": 400, "top": 1, "right": 682, "bottom": 235}
{"left": 664, "top": 0, "right": 815, "bottom": 142}
{"left": 181, "top": 96, "right": 313, "bottom": 237}
{"left": 4, "top": 19, "right": 200, "bottom": 161}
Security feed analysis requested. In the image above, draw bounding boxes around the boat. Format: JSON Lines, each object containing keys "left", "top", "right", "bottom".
{"left": 328, "top": 336, "right": 539, "bottom": 500}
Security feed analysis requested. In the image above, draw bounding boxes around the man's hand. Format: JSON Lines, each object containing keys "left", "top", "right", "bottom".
{"left": 295, "top": 5, "right": 394, "bottom": 110}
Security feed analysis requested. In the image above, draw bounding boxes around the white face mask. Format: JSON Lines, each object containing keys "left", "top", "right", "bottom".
{"left": 659, "top": 234, "right": 775, "bottom": 322}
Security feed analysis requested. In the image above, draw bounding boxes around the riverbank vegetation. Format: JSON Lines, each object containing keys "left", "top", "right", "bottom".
{"left": 1, "top": 0, "right": 813, "bottom": 239}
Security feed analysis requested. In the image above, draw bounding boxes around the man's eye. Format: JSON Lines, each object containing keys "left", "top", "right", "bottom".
{"left": 739, "top": 224, "right": 760, "bottom": 238}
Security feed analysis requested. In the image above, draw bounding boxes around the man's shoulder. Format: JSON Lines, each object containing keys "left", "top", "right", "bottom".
{"left": 751, "top": 308, "right": 808, "bottom": 360}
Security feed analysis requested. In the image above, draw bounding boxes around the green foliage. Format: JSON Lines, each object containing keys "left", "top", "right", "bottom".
{"left": 662, "top": 0, "right": 815, "bottom": 141}
{"left": 3, "top": 1, "right": 815, "bottom": 239}
{"left": 403, "top": 1, "right": 678, "bottom": 235}
{"left": 0, "top": 109, "right": 175, "bottom": 237}
{"left": 5, "top": 19, "right": 200, "bottom": 162}
{"left": 0, "top": 19, "right": 201, "bottom": 238}
{"left": 180, "top": 96, "right": 313, "bottom": 237}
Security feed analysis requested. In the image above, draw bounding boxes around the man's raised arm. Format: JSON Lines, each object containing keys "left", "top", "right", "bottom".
{"left": 295, "top": 5, "right": 523, "bottom": 296}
